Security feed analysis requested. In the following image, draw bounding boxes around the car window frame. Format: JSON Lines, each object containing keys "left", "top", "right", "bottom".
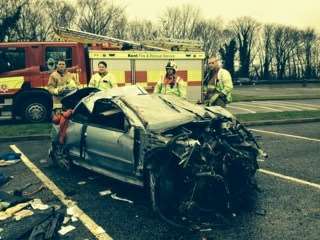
{"left": 87, "top": 101, "right": 132, "bottom": 133}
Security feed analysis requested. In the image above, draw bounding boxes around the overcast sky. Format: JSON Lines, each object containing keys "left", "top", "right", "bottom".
{"left": 120, "top": 0, "right": 320, "bottom": 31}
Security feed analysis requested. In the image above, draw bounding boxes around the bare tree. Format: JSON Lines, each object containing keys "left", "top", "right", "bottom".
{"left": 273, "top": 25, "right": 301, "bottom": 79}
{"left": 160, "top": 5, "right": 201, "bottom": 39}
{"left": 0, "top": 0, "right": 25, "bottom": 41}
{"left": 231, "top": 17, "right": 260, "bottom": 78}
{"left": 76, "top": 0, "right": 127, "bottom": 37}
{"left": 219, "top": 29, "right": 237, "bottom": 77}
{"left": 193, "top": 18, "right": 225, "bottom": 57}
{"left": 260, "top": 24, "right": 275, "bottom": 80}
{"left": 11, "top": 0, "right": 53, "bottom": 41}
{"left": 301, "top": 28, "right": 317, "bottom": 79}
{"left": 45, "top": 0, "right": 77, "bottom": 29}
{"left": 127, "top": 20, "right": 158, "bottom": 41}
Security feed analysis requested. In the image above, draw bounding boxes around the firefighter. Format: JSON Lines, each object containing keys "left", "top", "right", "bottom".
{"left": 47, "top": 59, "right": 80, "bottom": 104}
{"left": 88, "top": 61, "right": 117, "bottom": 91}
{"left": 153, "top": 60, "right": 187, "bottom": 98}
{"left": 204, "top": 57, "right": 233, "bottom": 107}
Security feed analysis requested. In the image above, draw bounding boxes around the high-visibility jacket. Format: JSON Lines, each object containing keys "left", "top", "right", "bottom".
{"left": 88, "top": 72, "right": 116, "bottom": 91}
{"left": 48, "top": 70, "right": 79, "bottom": 96}
{"left": 205, "top": 68, "right": 233, "bottom": 103}
{"left": 153, "top": 76, "right": 187, "bottom": 98}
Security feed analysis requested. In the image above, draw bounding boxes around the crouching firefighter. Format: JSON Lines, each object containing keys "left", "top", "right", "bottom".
{"left": 154, "top": 60, "right": 187, "bottom": 98}
{"left": 204, "top": 57, "right": 233, "bottom": 107}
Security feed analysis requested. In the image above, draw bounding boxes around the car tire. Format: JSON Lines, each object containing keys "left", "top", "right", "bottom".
{"left": 49, "top": 142, "right": 72, "bottom": 171}
{"left": 148, "top": 162, "right": 178, "bottom": 215}
{"left": 21, "top": 99, "right": 51, "bottom": 123}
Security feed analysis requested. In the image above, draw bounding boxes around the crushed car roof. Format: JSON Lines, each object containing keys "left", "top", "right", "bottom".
{"left": 77, "top": 86, "right": 234, "bottom": 131}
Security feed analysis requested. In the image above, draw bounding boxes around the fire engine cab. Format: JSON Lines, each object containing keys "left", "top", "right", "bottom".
{"left": 0, "top": 28, "right": 205, "bottom": 122}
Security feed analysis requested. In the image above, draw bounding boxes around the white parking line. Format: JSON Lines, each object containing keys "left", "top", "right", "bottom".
{"left": 234, "top": 102, "right": 282, "bottom": 112}
{"left": 259, "top": 169, "right": 320, "bottom": 190}
{"left": 227, "top": 105, "right": 257, "bottom": 113}
{"left": 261, "top": 102, "right": 302, "bottom": 111}
{"left": 278, "top": 101, "right": 320, "bottom": 109}
{"left": 272, "top": 101, "right": 319, "bottom": 111}
{"left": 10, "top": 145, "right": 113, "bottom": 240}
{"left": 249, "top": 129, "right": 320, "bottom": 142}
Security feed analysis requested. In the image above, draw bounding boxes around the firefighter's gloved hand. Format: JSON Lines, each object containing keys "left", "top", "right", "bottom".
{"left": 57, "top": 86, "right": 66, "bottom": 94}
{"left": 52, "top": 88, "right": 59, "bottom": 95}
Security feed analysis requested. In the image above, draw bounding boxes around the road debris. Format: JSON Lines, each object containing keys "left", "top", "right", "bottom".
{"left": 63, "top": 216, "right": 71, "bottom": 224}
{"left": 30, "top": 198, "right": 50, "bottom": 210}
{"left": 255, "top": 209, "right": 267, "bottom": 216}
{"left": 0, "top": 152, "right": 21, "bottom": 166}
{"left": 13, "top": 183, "right": 33, "bottom": 197}
{"left": 58, "top": 225, "right": 76, "bottom": 235}
{"left": 0, "top": 173, "right": 11, "bottom": 186}
{"left": 39, "top": 159, "right": 48, "bottom": 164}
{"left": 99, "top": 189, "right": 112, "bottom": 196}
{"left": 110, "top": 193, "right": 133, "bottom": 204}
{"left": 14, "top": 209, "right": 34, "bottom": 220}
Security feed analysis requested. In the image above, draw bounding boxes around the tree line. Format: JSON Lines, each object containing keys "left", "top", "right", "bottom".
{"left": 1, "top": 0, "right": 319, "bottom": 81}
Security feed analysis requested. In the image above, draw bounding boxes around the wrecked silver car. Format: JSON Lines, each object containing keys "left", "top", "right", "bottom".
{"left": 49, "top": 86, "right": 266, "bottom": 222}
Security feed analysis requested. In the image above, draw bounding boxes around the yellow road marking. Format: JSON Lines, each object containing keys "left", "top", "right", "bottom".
{"left": 259, "top": 169, "right": 320, "bottom": 190}
{"left": 10, "top": 145, "right": 112, "bottom": 240}
{"left": 250, "top": 129, "right": 320, "bottom": 142}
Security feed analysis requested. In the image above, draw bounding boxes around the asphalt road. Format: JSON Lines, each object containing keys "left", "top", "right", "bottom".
{"left": 0, "top": 122, "right": 320, "bottom": 240}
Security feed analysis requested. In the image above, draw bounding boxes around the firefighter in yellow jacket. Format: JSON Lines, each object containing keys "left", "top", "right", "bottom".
{"left": 153, "top": 61, "right": 187, "bottom": 98}
{"left": 204, "top": 57, "right": 233, "bottom": 107}
{"left": 89, "top": 61, "right": 117, "bottom": 91}
{"left": 47, "top": 59, "right": 79, "bottom": 104}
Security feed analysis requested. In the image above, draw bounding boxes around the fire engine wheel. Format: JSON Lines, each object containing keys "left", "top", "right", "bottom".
{"left": 21, "top": 99, "right": 50, "bottom": 123}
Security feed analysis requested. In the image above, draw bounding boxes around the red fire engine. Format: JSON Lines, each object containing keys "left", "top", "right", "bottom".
{"left": 0, "top": 28, "right": 204, "bottom": 122}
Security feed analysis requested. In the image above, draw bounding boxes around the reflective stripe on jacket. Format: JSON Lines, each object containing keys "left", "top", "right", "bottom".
{"left": 153, "top": 76, "right": 187, "bottom": 98}
{"left": 205, "top": 68, "right": 233, "bottom": 102}
{"left": 89, "top": 72, "right": 116, "bottom": 91}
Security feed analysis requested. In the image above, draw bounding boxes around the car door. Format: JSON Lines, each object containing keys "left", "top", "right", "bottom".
{"left": 65, "top": 102, "right": 92, "bottom": 159}
{"left": 84, "top": 100, "right": 135, "bottom": 174}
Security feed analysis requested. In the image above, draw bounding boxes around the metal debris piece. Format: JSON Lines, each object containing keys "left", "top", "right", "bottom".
{"left": 99, "top": 189, "right": 112, "bottom": 196}
{"left": 0, "top": 202, "right": 10, "bottom": 211}
{"left": 110, "top": 194, "right": 133, "bottom": 204}
{"left": 0, "top": 202, "right": 30, "bottom": 220}
{"left": 39, "top": 159, "right": 48, "bottom": 164}
{"left": 63, "top": 216, "right": 70, "bottom": 225}
{"left": 14, "top": 209, "right": 34, "bottom": 221}
{"left": 30, "top": 199, "right": 49, "bottom": 210}
{"left": 58, "top": 225, "right": 76, "bottom": 235}
{"left": 77, "top": 181, "right": 87, "bottom": 185}
{"left": 255, "top": 209, "right": 267, "bottom": 216}
{"left": 24, "top": 185, "right": 46, "bottom": 196}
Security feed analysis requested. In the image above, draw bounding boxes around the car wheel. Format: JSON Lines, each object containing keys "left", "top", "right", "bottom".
{"left": 49, "top": 142, "right": 72, "bottom": 171}
{"left": 148, "top": 162, "right": 179, "bottom": 216}
{"left": 22, "top": 99, "right": 50, "bottom": 123}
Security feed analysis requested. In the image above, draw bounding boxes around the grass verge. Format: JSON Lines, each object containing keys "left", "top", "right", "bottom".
{"left": 0, "top": 123, "right": 51, "bottom": 137}
{"left": 232, "top": 94, "right": 320, "bottom": 102}
{"left": 236, "top": 110, "right": 320, "bottom": 122}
